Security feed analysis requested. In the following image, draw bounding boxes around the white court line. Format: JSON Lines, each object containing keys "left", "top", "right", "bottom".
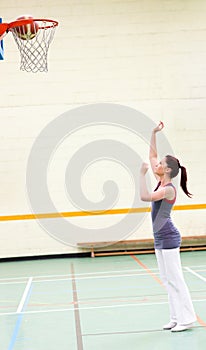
{"left": 0, "top": 276, "right": 28, "bottom": 282}
{"left": 184, "top": 267, "right": 206, "bottom": 283}
{"left": 0, "top": 298, "right": 206, "bottom": 318}
{"left": 33, "top": 272, "right": 159, "bottom": 284}
{"left": 0, "top": 268, "right": 156, "bottom": 281}
{"left": 0, "top": 267, "right": 206, "bottom": 286}
{"left": 0, "top": 302, "right": 174, "bottom": 317}
{"left": 16, "top": 277, "right": 33, "bottom": 313}
{"left": 0, "top": 271, "right": 160, "bottom": 286}
{"left": 185, "top": 265, "right": 206, "bottom": 269}
{"left": 0, "top": 281, "right": 30, "bottom": 286}
{"left": 0, "top": 265, "right": 206, "bottom": 284}
{"left": 0, "top": 271, "right": 159, "bottom": 286}
{"left": 0, "top": 268, "right": 161, "bottom": 283}
{"left": 33, "top": 268, "right": 206, "bottom": 283}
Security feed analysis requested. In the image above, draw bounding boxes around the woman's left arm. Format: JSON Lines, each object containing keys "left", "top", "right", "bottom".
{"left": 139, "top": 163, "right": 152, "bottom": 201}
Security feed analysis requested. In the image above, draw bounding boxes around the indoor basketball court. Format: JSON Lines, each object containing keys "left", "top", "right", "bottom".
{"left": 0, "top": 252, "right": 206, "bottom": 349}
{"left": 0, "top": 1, "right": 206, "bottom": 349}
{"left": 0, "top": 252, "right": 206, "bottom": 350}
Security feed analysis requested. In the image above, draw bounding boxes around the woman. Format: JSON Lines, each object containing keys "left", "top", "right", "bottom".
{"left": 140, "top": 121, "right": 196, "bottom": 332}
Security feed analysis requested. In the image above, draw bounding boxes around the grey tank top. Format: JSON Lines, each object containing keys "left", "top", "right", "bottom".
{"left": 151, "top": 182, "right": 181, "bottom": 249}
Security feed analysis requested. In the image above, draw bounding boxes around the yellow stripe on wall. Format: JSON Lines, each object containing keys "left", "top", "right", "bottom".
{"left": 0, "top": 204, "right": 205, "bottom": 221}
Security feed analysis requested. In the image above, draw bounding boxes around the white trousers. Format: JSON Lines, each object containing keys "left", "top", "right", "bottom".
{"left": 155, "top": 248, "right": 196, "bottom": 325}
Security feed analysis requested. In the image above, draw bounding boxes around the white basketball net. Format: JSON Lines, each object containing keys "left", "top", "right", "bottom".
{"left": 10, "top": 19, "right": 57, "bottom": 73}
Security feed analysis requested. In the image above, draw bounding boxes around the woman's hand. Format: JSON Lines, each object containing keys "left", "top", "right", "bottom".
{"left": 140, "top": 162, "right": 149, "bottom": 175}
{"left": 153, "top": 121, "right": 164, "bottom": 133}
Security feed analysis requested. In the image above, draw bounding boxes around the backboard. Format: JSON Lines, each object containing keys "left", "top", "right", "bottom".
{"left": 0, "top": 18, "right": 4, "bottom": 60}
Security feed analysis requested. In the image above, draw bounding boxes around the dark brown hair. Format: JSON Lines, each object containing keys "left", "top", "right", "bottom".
{"left": 165, "top": 155, "right": 192, "bottom": 198}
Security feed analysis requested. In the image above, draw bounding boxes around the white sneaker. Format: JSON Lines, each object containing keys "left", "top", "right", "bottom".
{"left": 171, "top": 323, "right": 194, "bottom": 332}
{"left": 163, "top": 321, "right": 177, "bottom": 330}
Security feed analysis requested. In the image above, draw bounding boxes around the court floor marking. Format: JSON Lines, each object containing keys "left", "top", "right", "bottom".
{"left": 196, "top": 315, "right": 206, "bottom": 330}
{"left": 2, "top": 288, "right": 204, "bottom": 313}
{"left": 130, "top": 255, "right": 163, "bottom": 285}
{"left": 83, "top": 328, "right": 166, "bottom": 336}
{"left": 1, "top": 298, "right": 206, "bottom": 318}
{"left": 82, "top": 325, "right": 205, "bottom": 337}
{"left": 0, "top": 268, "right": 159, "bottom": 282}
{"left": 7, "top": 277, "right": 33, "bottom": 350}
{"left": 192, "top": 269, "right": 206, "bottom": 272}
{"left": 0, "top": 264, "right": 206, "bottom": 284}
{"left": 1, "top": 291, "right": 205, "bottom": 315}
{"left": 31, "top": 272, "right": 163, "bottom": 283}
{"left": 0, "top": 272, "right": 162, "bottom": 286}
{"left": 130, "top": 255, "right": 206, "bottom": 327}
{"left": 0, "top": 271, "right": 163, "bottom": 285}
{"left": 184, "top": 267, "right": 206, "bottom": 283}
{"left": 186, "top": 265, "right": 206, "bottom": 269}
{"left": 16, "top": 277, "right": 33, "bottom": 313}
{"left": 71, "top": 263, "right": 83, "bottom": 350}
{"left": 1, "top": 256, "right": 205, "bottom": 348}
{"left": 0, "top": 268, "right": 206, "bottom": 286}
{"left": 82, "top": 329, "right": 167, "bottom": 336}
{"left": 184, "top": 266, "right": 206, "bottom": 328}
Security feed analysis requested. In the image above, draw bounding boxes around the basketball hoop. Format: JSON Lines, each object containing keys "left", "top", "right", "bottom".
{"left": 0, "top": 18, "right": 58, "bottom": 72}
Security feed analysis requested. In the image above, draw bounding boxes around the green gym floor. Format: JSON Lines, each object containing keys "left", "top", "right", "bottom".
{"left": 0, "top": 251, "right": 206, "bottom": 350}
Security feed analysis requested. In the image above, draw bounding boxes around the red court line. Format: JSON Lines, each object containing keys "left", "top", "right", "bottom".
{"left": 130, "top": 255, "right": 163, "bottom": 286}
{"left": 197, "top": 315, "right": 206, "bottom": 329}
{"left": 131, "top": 254, "right": 206, "bottom": 330}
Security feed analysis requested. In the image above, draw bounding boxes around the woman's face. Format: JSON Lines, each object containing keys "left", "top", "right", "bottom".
{"left": 155, "top": 157, "right": 168, "bottom": 176}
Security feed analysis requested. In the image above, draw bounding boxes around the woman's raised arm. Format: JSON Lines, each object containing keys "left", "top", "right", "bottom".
{"left": 149, "top": 121, "right": 164, "bottom": 179}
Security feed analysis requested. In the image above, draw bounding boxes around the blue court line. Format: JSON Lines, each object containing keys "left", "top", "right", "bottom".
{"left": 7, "top": 283, "right": 33, "bottom": 350}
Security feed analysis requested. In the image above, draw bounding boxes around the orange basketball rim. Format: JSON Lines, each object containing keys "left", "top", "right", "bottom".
{"left": 0, "top": 17, "right": 59, "bottom": 72}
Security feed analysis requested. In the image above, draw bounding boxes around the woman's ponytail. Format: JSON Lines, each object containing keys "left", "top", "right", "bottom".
{"left": 179, "top": 165, "right": 192, "bottom": 198}
{"left": 165, "top": 155, "right": 192, "bottom": 198}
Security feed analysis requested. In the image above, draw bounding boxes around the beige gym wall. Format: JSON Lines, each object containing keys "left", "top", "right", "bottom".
{"left": 0, "top": 0, "right": 206, "bottom": 257}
